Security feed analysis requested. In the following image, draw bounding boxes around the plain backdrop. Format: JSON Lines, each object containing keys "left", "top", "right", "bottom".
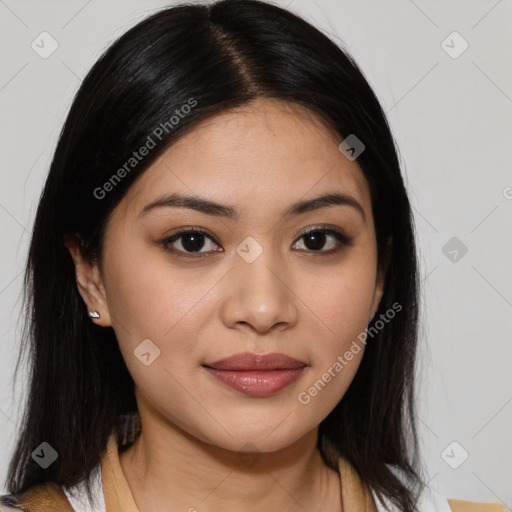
{"left": 0, "top": 0, "right": 511, "bottom": 507}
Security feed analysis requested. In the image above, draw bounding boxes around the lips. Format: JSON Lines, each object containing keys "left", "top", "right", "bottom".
{"left": 203, "top": 352, "right": 307, "bottom": 371}
{"left": 202, "top": 352, "right": 307, "bottom": 397}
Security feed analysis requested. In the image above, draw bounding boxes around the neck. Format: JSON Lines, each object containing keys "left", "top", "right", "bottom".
{"left": 118, "top": 407, "right": 342, "bottom": 511}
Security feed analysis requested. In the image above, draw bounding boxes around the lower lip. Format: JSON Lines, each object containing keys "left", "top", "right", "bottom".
{"left": 203, "top": 367, "right": 305, "bottom": 397}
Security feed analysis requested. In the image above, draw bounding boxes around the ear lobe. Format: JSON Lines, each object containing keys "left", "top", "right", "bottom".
{"left": 64, "top": 234, "right": 112, "bottom": 327}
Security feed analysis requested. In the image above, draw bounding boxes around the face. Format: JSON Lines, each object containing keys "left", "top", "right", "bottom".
{"left": 70, "top": 98, "right": 385, "bottom": 454}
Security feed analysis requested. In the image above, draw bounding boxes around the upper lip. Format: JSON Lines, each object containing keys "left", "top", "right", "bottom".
{"left": 203, "top": 352, "right": 307, "bottom": 371}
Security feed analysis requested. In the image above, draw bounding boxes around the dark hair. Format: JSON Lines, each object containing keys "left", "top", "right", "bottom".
{"left": 5, "top": 1, "right": 425, "bottom": 510}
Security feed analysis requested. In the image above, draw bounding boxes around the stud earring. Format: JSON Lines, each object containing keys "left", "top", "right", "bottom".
{"left": 88, "top": 311, "right": 100, "bottom": 319}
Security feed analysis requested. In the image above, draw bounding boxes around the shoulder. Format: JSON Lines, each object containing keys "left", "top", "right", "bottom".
{"left": 0, "top": 450, "right": 105, "bottom": 512}
{"left": 448, "top": 499, "right": 508, "bottom": 512}
{"left": 372, "top": 486, "right": 507, "bottom": 512}
{"left": 0, "top": 468, "right": 104, "bottom": 512}
{"left": 372, "top": 464, "right": 507, "bottom": 512}
{"left": 415, "top": 477, "right": 508, "bottom": 512}
{"left": 0, "top": 481, "right": 74, "bottom": 512}
{"left": 0, "top": 494, "right": 24, "bottom": 511}
{"left": 421, "top": 488, "right": 507, "bottom": 512}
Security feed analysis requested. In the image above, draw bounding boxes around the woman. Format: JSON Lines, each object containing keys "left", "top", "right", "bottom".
{"left": 0, "top": 1, "right": 506, "bottom": 511}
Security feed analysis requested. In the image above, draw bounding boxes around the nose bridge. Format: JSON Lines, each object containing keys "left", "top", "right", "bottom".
{"left": 236, "top": 246, "right": 283, "bottom": 297}
{"left": 221, "top": 236, "right": 298, "bottom": 333}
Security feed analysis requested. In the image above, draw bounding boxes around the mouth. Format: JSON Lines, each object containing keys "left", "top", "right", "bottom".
{"left": 202, "top": 352, "right": 308, "bottom": 397}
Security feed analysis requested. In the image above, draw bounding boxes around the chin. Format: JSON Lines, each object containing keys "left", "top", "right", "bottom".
{"left": 198, "top": 416, "right": 315, "bottom": 455}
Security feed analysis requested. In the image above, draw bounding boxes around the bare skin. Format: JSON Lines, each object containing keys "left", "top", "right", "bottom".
{"left": 66, "top": 98, "right": 386, "bottom": 511}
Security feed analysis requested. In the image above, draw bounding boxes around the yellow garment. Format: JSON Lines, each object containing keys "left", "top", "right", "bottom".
{"left": 448, "top": 502, "right": 508, "bottom": 512}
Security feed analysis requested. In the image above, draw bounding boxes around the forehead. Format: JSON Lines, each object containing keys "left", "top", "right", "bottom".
{"left": 114, "top": 98, "right": 371, "bottom": 222}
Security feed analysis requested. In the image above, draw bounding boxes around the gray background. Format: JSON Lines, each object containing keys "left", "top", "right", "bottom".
{"left": 0, "top": 0, "right": 511, "bottom": 507}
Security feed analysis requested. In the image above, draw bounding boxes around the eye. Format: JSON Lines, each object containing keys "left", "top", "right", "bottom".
{"left": 161, "top": 224, "right": 353, "bottom": 259}
{"left": 161, "top": 228, "right": 222, "bottom": 258}
{"left": 292, "top": 225, "right": 353, "bottom": 254}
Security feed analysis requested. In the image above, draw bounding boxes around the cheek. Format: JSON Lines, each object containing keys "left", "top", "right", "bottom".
{"left": 97, "top": 231, "right": 216, "bottom": 435}
{"left": 294, "top": 252, "right": 377, "bottom": 415}
{"left": 294, "top": 265, "right": 373, "bottom": 421}
{"left": 102, "top": 257, "right": 214, "bottom": 414}
{"left": 102, "top": 249, "right": 216, "bottom": 353}
{"left": 307, "top": 255, "right": 377, "bottom": 349}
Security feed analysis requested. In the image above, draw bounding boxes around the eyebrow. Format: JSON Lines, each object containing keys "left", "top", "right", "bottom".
{"left": 138, "top": 191, "right": 365, "bottom": 221}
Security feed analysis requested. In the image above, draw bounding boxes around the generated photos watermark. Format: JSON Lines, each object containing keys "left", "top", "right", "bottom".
{"left": 297, "top": 301, "right": 402, "bottom": 405}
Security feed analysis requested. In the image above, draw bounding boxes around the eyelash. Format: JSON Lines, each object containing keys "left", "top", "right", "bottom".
{"left": 160, "top": 224, "right": 354, "bottom": 259}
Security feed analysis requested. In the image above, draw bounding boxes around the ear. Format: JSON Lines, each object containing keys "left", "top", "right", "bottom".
{"left": 64, "top": 234, "right": 112, "bottom": 327}
{"left": 369, "top": 236, "right": 392, "bottom": 322}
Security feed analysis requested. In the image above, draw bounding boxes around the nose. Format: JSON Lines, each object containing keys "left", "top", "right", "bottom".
{"left": 219, "top": 246, "right": 299, "bottom": 334}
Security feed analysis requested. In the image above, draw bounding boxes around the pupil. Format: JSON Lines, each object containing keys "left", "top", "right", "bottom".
{"left": 182, "top": 233, "right": 205, "bottom": 252}
{"left": 305, "top": 231, "right": 325, "bottom": 251}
